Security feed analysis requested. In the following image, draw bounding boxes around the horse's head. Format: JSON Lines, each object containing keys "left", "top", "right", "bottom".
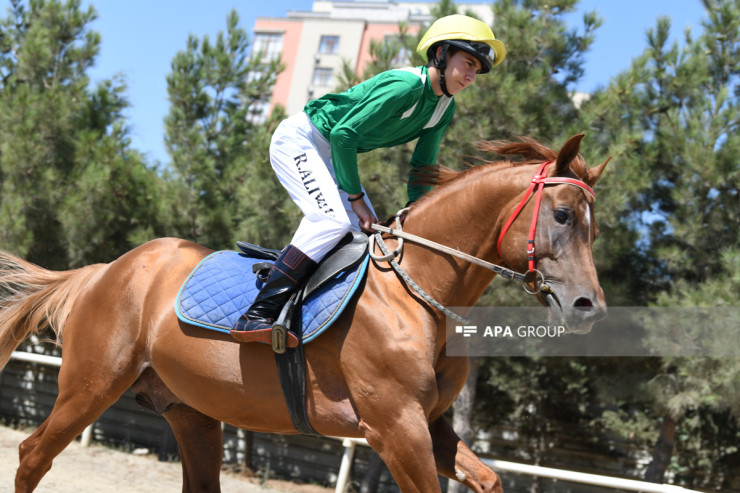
{"left": 491, "top": 134, "right": 608, "bottom": 334}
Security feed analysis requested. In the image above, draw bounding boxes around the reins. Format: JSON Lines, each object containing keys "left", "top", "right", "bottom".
{"left": 370, "top": 218, "right": 472, "bottom": 323}
{"left": 369, "top": 210, "right": 537, "bottom": 324}
{"left": 370, "top": 213, "right": 528, "bottom": 283}
{"left": 369, "top": 161, "right": 596, "bottom": 323}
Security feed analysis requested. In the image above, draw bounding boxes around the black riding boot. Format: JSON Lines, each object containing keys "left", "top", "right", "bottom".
{"left": 231, "top": 245, "right": 317, "bottom": 343}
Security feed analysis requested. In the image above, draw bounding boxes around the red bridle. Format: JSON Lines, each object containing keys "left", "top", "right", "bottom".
{"left": 497, "top": 161, "right": 596, "bottom": 274}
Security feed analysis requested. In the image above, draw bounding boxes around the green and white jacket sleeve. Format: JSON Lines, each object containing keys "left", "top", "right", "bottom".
{"left": 328, "top": 79, "right": 418, "bottom": 195}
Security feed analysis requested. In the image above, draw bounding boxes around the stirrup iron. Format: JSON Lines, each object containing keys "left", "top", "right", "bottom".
{"left": 271, "top": 294, "right": 295, "bottom": 354}
{"left": 271, "top": 324, "right": 287, "bottom": 354}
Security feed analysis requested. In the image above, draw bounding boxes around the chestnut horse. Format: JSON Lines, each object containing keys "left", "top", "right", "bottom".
{"left": 0, "top": 134, "right": 607, "bottom": 492}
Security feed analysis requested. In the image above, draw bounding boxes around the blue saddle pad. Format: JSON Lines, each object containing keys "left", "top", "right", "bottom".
{"left": 175, "top": 250, "right": 368, "bottom": 343}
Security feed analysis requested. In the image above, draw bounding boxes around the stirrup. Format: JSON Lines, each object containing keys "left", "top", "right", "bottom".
{"left": 271, "top": 323, "right": 287, "bottom": 354}
{"left": 271, "top": 295, "right": 295, "bottom": 354}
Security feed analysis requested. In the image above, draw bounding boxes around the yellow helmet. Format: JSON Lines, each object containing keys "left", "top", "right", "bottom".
{"left": 417, "top": 14, "right": 506, "bottom": 73}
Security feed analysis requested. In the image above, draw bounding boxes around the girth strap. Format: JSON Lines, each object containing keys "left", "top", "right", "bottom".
{"left": 274, "top": 290, "right": 321, "bottom": 436}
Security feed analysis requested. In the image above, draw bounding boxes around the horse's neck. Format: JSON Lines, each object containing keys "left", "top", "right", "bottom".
{"left": 399, "top": 165, "right": 522, "bottom": 307}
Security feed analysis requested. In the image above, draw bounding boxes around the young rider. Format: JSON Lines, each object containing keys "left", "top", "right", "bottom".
{"left": 232, "top": 14, "right": 506, "bottom": 342}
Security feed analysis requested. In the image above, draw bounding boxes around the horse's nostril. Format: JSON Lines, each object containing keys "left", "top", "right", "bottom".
{"left": 574, "top": 297, "right": 593, "bottom": 310}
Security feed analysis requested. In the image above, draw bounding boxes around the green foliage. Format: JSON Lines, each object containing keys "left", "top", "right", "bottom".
{"left": 0, "top": 0, "right": 162, "bottom": 268}
{"left": 480, "top": 357, "right": 598, "bottom": 458}
{"left": 643, "top": 248, "right": 740, "bottom": 487}
{"left": 581, "top": 6, "right": 740, "bottom": 477}
{"left": 163, "top": 10, "right": 291, "bottom": 250}
{"left": 581, "top": 0, "right": 740, "bottom": 294}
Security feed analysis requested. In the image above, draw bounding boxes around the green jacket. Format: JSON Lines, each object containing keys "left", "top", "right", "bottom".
{"left": 304, "top": 66, "right": 455, "bottom": 202}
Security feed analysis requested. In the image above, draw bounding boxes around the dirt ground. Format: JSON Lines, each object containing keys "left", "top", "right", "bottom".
{"left": 0, "top": 425, "right": 333, "bottom": 493}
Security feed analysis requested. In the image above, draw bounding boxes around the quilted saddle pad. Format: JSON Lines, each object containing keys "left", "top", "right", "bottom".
{"left": 175, "top": 250, "right": 369, "bottom": 343}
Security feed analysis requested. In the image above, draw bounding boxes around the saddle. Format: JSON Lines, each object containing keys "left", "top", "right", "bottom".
{"left": 237, "top": 231, "right": 368, "bottom": 300}
{"left": 235, "top": 232, "right": 368, "bottom": 351}
{"left": 176, "top": 232, "right": 369, "bottom": 348}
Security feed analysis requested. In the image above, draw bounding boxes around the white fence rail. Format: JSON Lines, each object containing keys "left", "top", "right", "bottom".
{"left": 7, "top": 352, "right": 703, "bottom": 493}
{"left": 328, "top": 437, "right": 703, "bottom": 493}
{"left": 484, "top": 458, "right": 702, "bottom": 493}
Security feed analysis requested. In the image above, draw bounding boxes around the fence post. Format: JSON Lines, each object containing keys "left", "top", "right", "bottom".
{"left": 80, "top": 424, "right": 93, "bottom": 447}
{"left": 335, "top": 438, "right": 357, "bottom": 493}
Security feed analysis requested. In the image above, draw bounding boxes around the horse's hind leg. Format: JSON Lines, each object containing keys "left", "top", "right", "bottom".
{"left": 163, "top": 404, "right": 223, "bottom": 493}
{"left": 15, "top": 365, "right": 139, "bottom": 492}
{"left": 429, "top": 416, "right": 503, "bottom": 493}
{"left": 15, "top": 321, "right": 144, "bottom": 490}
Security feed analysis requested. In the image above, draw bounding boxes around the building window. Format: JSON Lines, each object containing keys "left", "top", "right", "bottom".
{"left": 319, "top": 35, "right": 339, "bottom": 54}
{"left": 253, "top": 32, "right": 283, "bottom": 61}
{"left": 312, "top": 67, "right": 333, "bottom": 87}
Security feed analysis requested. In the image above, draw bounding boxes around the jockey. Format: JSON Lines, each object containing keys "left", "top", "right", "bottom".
{"left": 232, "top": 14, "right": 506, "bottom": 342}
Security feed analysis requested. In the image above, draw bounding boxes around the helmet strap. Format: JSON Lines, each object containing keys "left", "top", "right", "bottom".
{"left": 433, "top": 43, "right": 453, "bottom": 98}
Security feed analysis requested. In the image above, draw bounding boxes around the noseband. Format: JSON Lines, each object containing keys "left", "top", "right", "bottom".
{"left": 497, "top": 161, "right": 596, "bottom": 286}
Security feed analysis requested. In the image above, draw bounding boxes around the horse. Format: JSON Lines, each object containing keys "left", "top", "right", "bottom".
{"left": 0, "top": 133, "right": 607, "bottom": 493}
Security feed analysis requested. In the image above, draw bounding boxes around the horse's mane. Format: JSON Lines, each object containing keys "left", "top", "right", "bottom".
{"left": 414, "top": 136, "right": 588, "bottom": 201}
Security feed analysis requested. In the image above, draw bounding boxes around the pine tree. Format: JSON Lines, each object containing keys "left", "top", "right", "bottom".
{"left": 579, "top": 0, "right": 740, "bottom": 486}
{"left": 0, "top": 0, "right": 163, "bottom": 268}
{"left": 164, "top": 10, "right": 287, "bottom": 250}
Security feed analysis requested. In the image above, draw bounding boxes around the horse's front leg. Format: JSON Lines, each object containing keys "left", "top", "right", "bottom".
{"left": 359, "top": 402, "right": 443, "bottom": 493}
{"left": 343, "top": 350, "right": 444, "bottom": 491}
{"left": 429, "top": 416, "right": 503, "bottom": 493}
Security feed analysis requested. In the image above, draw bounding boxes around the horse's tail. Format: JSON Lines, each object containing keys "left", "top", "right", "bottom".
{"left": 0, "top": 250, "right": 104, "bottom": 369}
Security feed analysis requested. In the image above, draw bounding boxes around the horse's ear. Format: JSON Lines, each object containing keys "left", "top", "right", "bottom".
{"left": 555, "top": 133, "right": 585, "bottom": 175}
{"left": 586, "top": 157, "right": 611, "bottom": 187}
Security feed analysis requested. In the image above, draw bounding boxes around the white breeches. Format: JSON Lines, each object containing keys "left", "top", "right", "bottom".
{"left": 269, "top": 111, "right": 376, "bottom": 262}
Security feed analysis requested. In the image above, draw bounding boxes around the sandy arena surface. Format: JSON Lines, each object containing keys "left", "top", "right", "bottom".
{"left": 0, "top": 425, "right": 332, "bottom": 493}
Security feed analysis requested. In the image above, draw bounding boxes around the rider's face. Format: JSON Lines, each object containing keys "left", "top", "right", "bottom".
{"left": 443, "top": 50, "right": 481, "bottom": 95}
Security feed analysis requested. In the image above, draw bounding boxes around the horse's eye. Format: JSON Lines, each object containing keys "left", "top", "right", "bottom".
{"left": 554, "top": 209, "right": 571, "bottom": 224}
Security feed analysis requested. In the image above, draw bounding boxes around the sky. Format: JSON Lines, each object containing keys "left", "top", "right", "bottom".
{"left": 2, "top": 0, "right": 708, "bottom": 166}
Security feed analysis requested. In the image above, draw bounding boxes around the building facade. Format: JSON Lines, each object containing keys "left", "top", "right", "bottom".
{"left": 252, "top": 0, "right": 494, "bottom": 119}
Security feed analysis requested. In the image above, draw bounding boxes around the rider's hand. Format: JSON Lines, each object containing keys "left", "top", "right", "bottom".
{"left": 349, "top": 194, "right": 378, "bottom": 233}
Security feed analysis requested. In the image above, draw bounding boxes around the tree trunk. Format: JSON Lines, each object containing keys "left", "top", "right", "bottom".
{"left": 244, "top": 430, "right": 254, "bottom": 471}
{"left": 447, "top": 357, "right": 480, "bottom": 493}
{"left": 644, "top": 414, "right": 678, "bottom": 483}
